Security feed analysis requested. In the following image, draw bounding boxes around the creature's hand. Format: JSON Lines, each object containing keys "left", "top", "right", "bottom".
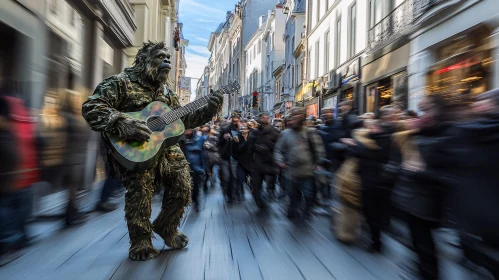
{"left": 208, "top": 92, "right": 224, "bottom": 110}
{"left": 114, "top": 117, "right": 152, "bottom": 142}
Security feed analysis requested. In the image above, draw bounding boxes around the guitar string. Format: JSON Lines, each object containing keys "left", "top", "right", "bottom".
{"left": 147, "top": 95, "right": 207, "bottom": 129}
{"left": 147, "top": 95, "right": 211, "bottom": 130}
{"left": 146, "top": 85, "right": 235, "bottom": 131}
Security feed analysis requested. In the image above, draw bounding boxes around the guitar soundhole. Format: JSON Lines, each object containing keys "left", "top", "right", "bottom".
{"left": 147, "top": 116, "right": 166, "bottom": 132}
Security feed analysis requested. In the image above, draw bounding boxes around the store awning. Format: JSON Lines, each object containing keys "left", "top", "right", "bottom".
{"left": 362, "top": 44, "right": 410, "bottom": 84}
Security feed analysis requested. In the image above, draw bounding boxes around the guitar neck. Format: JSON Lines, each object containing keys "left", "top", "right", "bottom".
{"left": 161, "top": 86, "right": 229, "bottom": 124}
{"left": 161, "top": 95, "right": 210, "bottom": 124}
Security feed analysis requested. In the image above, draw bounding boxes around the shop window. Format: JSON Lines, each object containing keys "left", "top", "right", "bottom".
{"left": 377, "top": 78, "right": 392, "bottom": 109}
{"left": 342, "top": 87, "right": 354, "bottom": 101}
{"left": 366, "top": 85, "right": 376, "bottom": 113}
{"left": 426, "top": 31, "right": 492, "bottom": 98}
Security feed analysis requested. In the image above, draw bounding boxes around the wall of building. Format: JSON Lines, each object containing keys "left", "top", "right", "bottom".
{"left": 307, "top": 0, "right": 368, "bottom": 81}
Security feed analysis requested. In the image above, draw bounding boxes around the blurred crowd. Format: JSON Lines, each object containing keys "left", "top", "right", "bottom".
{"left": 180, "top": 90, "right": 499, "bottom": 280}
{"left": 0, "top": 78, "right": 124, "bottom": 263}
{"left": 1, "top": 72, "right": 499, "bottom": 279}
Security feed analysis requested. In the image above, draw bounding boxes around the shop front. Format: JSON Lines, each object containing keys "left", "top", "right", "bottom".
{"left": 362, "top": 43, "right": 410, "bottom": 114}
{"left": 406, "top": 0, "right": 499, "bottom": 110}
{"left": 336, "top": 57, "right": 362, "bottom": 114}
{"left": 425, "top": 29, "right": 493, "bottom": 99}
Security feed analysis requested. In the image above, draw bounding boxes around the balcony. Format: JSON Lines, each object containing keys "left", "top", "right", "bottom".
{"left": 367, "top": 0, "right": 463, "bottom": 54}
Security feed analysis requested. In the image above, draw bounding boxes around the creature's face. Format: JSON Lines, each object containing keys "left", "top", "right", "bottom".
{"left": 143, "top": 47, "right": 171, "bottom": 84}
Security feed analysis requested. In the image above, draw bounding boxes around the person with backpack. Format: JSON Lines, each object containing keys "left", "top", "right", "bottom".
{"left": 274, "top": 107, "right": 325, "bottom": 221}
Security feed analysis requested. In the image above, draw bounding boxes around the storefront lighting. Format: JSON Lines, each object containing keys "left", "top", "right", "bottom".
{"left": 482, "top": 57, "right": 494, "bottom": 66}
{"left": 461, "top": 76, "right": 482, "bottom": 83}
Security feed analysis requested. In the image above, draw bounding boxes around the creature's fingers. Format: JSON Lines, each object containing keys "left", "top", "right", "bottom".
{"left": 138, "top": 125, "right": 153, "bottom": 134}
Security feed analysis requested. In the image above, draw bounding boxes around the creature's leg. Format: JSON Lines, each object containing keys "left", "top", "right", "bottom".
{"left": 152, "top": 161, "right": 191, "bottom": 249}
{"left": 123, "top": 171, "right": 159, "bottom": 261}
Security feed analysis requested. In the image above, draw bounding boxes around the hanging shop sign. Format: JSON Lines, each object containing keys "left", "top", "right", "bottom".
{"left": 341, "top": 57, "right": 361, "bottom": 85}
{"left": 306, "top": 103, "right": 318, "bottom": 118}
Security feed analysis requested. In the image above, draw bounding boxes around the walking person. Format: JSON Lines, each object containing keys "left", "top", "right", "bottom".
{"left": 233, "top": 125, "right": 251, "bottom": 201}
{"left": 184, "top": 128, "right": 207, "bottom": 212}
{"left": 247, "top": 113, "right": 280, "bottom": 208}
{"left": 96, "top": 139, "right": 121, "bottom": 212}
{"left": 218, "top": 111, "right": 241, "bottom": 203}
{"left": 390, "top": 94, "right": 462, "bottom": 280}
{"left": 274, "top": 107, "right": 325, "bottom": 221}
{"left": 0, "top": 79, "right": 40, "bottom": 256}
{"left": 60, "top": 91, "right": 89, "bottom": 227}
{"left": 346, "top": 106, "right": 398, "bottom": 252}
{"left": 203, "top": 128, "right": 220, "bottom": 190}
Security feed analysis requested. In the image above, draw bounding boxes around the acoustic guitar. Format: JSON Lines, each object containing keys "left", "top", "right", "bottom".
{"left": 102, "top": 82, "right": 239, "bottom": 171}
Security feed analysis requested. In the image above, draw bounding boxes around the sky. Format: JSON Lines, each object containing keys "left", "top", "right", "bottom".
{"left": 179, "top": 0, "right": 238, "bottom": 101}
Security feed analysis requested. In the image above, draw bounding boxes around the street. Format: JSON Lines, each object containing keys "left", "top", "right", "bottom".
{"left": 0, "top": 185, "right": 478, "bottom": 280}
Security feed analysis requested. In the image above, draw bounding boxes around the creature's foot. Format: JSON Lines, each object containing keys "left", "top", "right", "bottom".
{"left": 129, "top": 241, "right": 159, "bottom": 261}
{"left": 165, "top": 231, "right": 189, "bottom": 249}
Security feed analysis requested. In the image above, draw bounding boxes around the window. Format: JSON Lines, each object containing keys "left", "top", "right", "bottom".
{"left": 308, "top": 48, "right": 312, "bottom": 79}
{"left": 370, "top": 0, "right": 382, "bottom": 28}
{"left": 258, "top": 39, "right": 261, "bottom": 54}
{"left": 316, "top": 0, "right": 320, "bottom": 23}
{"left": 253, "top": 45, "right": 256, "bottom": 59}
{"left": 324, "top": 30, "right": 330, "bottom": 74}
{"left": 50, "top": 0, "right": 57, "bottom": 14}
{"left": 335, "top": 17, "right": 341, "bottom": 68}
{"left": 315, "top": 40, "right": 320, "bottom": 78}
{"left": 325, "top": 0, "right": 329, "bottom": 11}
{"left": 296, "top": 63, "right": 300, "bottom": 86}
{"left": 349, "top": 3, "right": 357, "bottom": 58}
{"left": 291, "top": 36, "right": 295, "bottom": 54}
{"left": 291, "top": 66, "right": 295, "bottom": 87}
{"left": 70, "top": 8, "right": 76, "bottom": 26}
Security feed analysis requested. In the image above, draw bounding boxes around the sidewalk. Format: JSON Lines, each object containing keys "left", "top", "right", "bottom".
{"left": 0, "top": 187, "right": 478, "bottom": 280}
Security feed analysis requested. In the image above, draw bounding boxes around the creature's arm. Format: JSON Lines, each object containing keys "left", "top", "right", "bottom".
{"left": 82, "top": 76, "right": 125, "bottom": 133}
{"left": 167, "top": 89, "right": 222, "bottom": 129}
{"left": 82, "top": 76, "right": 151, "bottom": 141}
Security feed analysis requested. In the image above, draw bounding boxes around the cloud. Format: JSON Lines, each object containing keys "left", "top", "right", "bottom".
{"left": 180, "top": 0, "right": 226, "bottom": 17}
{"left": 197, "top": 18, "right": 221, "bottom": 23}
{"left": 195, "top": 37, "right": 209, "bottom": 43}
{"left": 188, "top": 45, "right": 210, "bottom": 56}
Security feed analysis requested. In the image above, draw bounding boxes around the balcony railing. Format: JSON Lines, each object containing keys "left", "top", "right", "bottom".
{"left": 367, "top": 0, "right": 453, "bottom": 53}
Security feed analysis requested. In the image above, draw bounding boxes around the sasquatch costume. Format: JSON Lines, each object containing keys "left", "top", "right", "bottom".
{"left": 82, "top": 41, "right": 223, "bottom": 261}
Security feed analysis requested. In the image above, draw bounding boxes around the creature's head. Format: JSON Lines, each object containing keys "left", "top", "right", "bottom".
{"left": 131, "top": 41, "right": 172, "bottom": 85}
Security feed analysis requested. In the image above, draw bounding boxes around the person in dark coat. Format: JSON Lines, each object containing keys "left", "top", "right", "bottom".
{"left": 184, "top": 128, "right": 207, "bottom": 212}
{"left": 450, "top": 89, "right": 499, "bottom": 246}
{"left": 218, "top": 111, "right": 241, "bottom": 202}
{"left": 390, "top": 94, "right": 462, "bottom": 280}
{"left": 347, "top": 106, "right": 398, "bottom": 253}
{"left": 232, "top": 125, "right": 251, "bottom": 201}
{"left": 247, "top": 112, "right": 280, "bottom": 208}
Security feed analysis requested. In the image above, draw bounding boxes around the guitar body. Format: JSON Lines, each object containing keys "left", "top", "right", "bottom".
{"left": 103, "top": 101, "right": 185, "bottom": 172}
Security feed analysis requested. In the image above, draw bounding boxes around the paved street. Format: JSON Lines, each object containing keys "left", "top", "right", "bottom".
{"left": 0, "top": 187, "right": 477, "bottom": 280}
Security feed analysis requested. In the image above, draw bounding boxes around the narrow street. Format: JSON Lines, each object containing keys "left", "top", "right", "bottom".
{"left": 0, "top": 185, "right": 476, "bottom": 280}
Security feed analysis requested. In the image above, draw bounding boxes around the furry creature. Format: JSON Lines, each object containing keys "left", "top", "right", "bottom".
{"left": 82, "top": 41, "right": 223, "bottom": 261}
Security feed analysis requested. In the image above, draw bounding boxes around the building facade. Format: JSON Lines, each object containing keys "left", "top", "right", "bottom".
{"left": 127, "top": 0, "right": 181, "bottom": 90}
{"left": 281, "top": 0, "right": 306, "bottom": 116}
{"left": 261, "top": 5, "right": 286, "bottom": 115}
{"left": 206, "top": 0, "right": 281, "bottom": 117}
{"left": 244, "top": 16, "right": 266, "bottom": 116}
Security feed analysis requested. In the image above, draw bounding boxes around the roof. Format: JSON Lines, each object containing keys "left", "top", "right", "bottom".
{"left": 214, "top": 23, "right": 224, "bottom": 34}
